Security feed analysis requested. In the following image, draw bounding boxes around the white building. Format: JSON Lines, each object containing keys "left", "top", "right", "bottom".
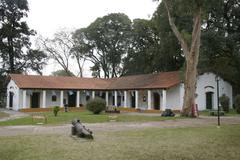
{"left": 6, "top": 71, "right": 232, "bottom": 111}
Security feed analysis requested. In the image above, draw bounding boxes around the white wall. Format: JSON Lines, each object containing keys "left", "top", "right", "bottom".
{"left": 7, "top": 80, "right": 20, "bottom": 111}
{"left": 166, "top": 85, "right": 181, "bottom": 110}
{"left": 196, "top": 72, "right": 233, "bottom": 110}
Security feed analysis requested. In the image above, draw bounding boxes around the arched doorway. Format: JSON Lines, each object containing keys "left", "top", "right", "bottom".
{"left": 206, "top": 92, "right": 213, "bottom": 110}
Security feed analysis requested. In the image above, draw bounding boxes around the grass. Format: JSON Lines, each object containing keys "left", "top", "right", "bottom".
{"left": 0, "top": 111, "right": 182, "bottom": 126}
{"left": 0, "top": 125, "right": 240, "bottom": 160}
{"left": 199, "top": 109, "right": 240, "bottom": 116}
{"left": 0, "top": 111, "right": 9, "bottom": 118}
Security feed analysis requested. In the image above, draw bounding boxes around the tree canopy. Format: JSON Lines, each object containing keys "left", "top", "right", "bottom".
{"left": 0, "top": 0, "right": 46, "bottom": 74}
{"left": 72, "top": 13, "right": 132, "bottom": 78}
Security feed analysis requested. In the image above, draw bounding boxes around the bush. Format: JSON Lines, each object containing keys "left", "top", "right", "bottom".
{"left": 219, "top": 94, "right": 230, "bottom": 113}
{"left": 53, "top": 106, "right": 60, "bottom": 117}
{"left": 86, "top": 98, "right": 106, "bottom": 114}
{"left": 235, "top": 95, "right": 240, "bottom": 114}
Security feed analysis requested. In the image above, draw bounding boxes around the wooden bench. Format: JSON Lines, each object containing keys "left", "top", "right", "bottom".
{"left": 32, "top": 115, "right": 47, "bottom": 124}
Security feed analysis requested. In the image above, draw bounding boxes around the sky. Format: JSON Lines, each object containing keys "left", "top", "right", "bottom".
{"left": 26, "top": 0, "right": 159, "bottom": 76}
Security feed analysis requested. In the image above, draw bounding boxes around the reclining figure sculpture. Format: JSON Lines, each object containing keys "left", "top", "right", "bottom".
{"left": 71, "top": 119, "right": 93, "bottom": 139}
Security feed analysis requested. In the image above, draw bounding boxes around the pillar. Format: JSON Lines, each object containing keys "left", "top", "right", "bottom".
{"left": 22, "top": 90, "right": 27, "bottom": 109}
{"left": 105, "top": 91, "right": 109, "bottom": 106}
{"left": 135, "top": 90, "right": 139, "bottom": 109}
{"left": 124, "top": 91, "right": 127, "bottom": 108}
{"left": 42, "top": 90, "right": 46, "bottom": 108}
{"left": 162, "top": 89, "right": 166, "bottom": 111}
{"left": 76, "top": 91, "right": 80, "bottom": 107}
{"left": 92, "top": 91, "right": 95, "bottom": 99}
{"left": 147, "top": 90, "right": 152, "bottom": 110}
{"left": 60, "top": 90, "right": 64, "bottom": 108}
{"left": 114, "top": 91, "right": 117, "bottom": 107}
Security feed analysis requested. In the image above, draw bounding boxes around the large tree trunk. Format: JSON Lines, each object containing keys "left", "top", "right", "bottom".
{"left": 182, "top": 9, "right": 201, "bottom": 116}
{"left": 163, "top": 0, "right": 201, "bottom": 116}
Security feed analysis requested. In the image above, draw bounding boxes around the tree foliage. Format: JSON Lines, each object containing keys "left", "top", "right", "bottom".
{"left": 51, "top": 69, "right": 75, "bottom": 77}
{"left": 0, "top": 0, "right": 46, "bottom": 74}
{"left": 73, "top": 13, "right": 132, "bottom": 78}
{"left": 199, "top": 0, "right": 240, "bottom": 95}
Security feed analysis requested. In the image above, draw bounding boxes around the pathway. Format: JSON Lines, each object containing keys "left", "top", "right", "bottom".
{"left": 0, "top": 116, "right": 239, "bottom": 136}
{"left": 0, "top": 109, "right": 29, "bottom": 122}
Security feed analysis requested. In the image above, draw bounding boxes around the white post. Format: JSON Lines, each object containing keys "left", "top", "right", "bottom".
{"left": 22, "top": 90, "right": 27, "bottom": 109}
{"left": 114, "top": 91, "right": 117, "bottom": 106}
{"left": 124, "top": 91, "right": 127, "bottom": 108}
{"left": 76, "top": 91, "right": 80, "bottom": 107}
{"left": 135, "top": 90, "right": 139, "bottom": 109}
{"left": 42, "top": 90, "right": 46, "bottom": 108}
{"left": 147, "top": 90, "right": 152, "bottom": 110}
{"left": 60, "top": 90, "right": 64, "bottom": 108}
{"left": 105, "top": 91, "right": 109, "bottom": 106}
{"left": 92, "top": 91, "right": 95, "bottom": 99}
{"left": 162, "top": 89, "right": 167, "bottom": 111}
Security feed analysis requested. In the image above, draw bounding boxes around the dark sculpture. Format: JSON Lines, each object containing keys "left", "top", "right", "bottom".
{"left": 71, "top": 119, "right": 93, "bottom": 139}
{"left": 161, "top": 109, "right": 175, "bottom": 117}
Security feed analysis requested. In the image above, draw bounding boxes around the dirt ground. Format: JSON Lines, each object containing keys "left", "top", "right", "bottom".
{"left": 0, "top": 116, "right": 240, "bottom": 136}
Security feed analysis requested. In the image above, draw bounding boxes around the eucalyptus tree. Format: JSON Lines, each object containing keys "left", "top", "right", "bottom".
{"left": 158, "top": 0, "right": 221, "bottom": 116}
{"left": 0, "top": 0, "right": 46, "bottom": 74}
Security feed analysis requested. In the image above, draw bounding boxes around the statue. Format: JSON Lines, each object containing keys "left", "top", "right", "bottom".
{"left": 71, "top": 119, "right": 93, "bottom": 139}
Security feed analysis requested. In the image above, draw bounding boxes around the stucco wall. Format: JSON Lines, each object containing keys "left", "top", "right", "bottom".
{"left": 196, "top": 72, "right": 233, "bottom": 110}
{"left": 7, "top": 80, "right": 19, "bottom": 111}
{"left": 166, "top": 85, "right": 181, "bottom": 110}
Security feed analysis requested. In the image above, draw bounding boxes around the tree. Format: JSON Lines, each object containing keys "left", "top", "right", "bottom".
{"left": 51, "top": 69, "right": 75, "bottom": 77}
{"left": 73, "top": 13, "right": 132, "bottom": 78}
{"left": 38, "top": 29, "right": 86, "bottom": 77}
{"left": 0, "top": 0, "right": 46, "bottom": 74}
{"left": 199, "top": 0, "right": 240, "bottom": 95}
{"left": 122, "top": 19, "right": 156, "bottom": 75}
{"left": 160, "top": 0, "right": 205, "bottom": 116}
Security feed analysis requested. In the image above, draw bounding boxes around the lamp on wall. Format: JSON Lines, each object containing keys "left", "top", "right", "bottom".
{"left": 215, "top": 75, "right": 220, "bottom": 127}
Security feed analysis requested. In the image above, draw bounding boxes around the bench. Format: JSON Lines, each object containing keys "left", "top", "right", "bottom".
{"left": 32, "top": 115, "right": 47, "bottom": 124}
{"left": 209, "top": 110, "right": 225, "bottom": 116}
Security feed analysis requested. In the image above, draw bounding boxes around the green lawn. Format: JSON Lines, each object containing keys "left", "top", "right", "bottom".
{"left": 0, "top": 125, "right": 240, "bottom": 160}
{"left": 199, "top": 109, "right": 240, "bottom": 116}
{"left": 0, "top": 111, "right": 183, "bottom": 126}
{"left": 0, "top": 111, "right": 9, "bottom": 118}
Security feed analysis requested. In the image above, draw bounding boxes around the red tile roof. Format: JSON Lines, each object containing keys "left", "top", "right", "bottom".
{"left": 9, "top": 71, "right": 181, "bottom": 90}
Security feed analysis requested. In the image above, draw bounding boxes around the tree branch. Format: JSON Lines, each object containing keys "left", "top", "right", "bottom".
{"left": 163, "top": 0, "right": 190, "bottom": 56}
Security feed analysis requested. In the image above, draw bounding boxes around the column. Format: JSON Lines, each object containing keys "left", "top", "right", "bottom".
{"left": 105, "top": 91, "right": 109, "bottom": 106}
{"left": 114, "top": 91, "right": 117, "bottom": 106}
{"left": 147, "top": 90, "right": 152, "bottom": 110}
{"left": 124, "top": 91, "right": 127, "bottom": 108}
{"left": 135, "top": 90, "right": 139, "bottom": 109}
{"left": 60, "top": 90, "right": 64, "bottom": 108}
{"left": 92, "top": 91, "right": 95, "bottom": 99}
{"left": 76, "top": 91, "right": 80, "bottom": 107}
{"left": 162, "top": 89, "right": 167, "bottom": 111}
{"left": 22, "top": 90, "right": 27, "bottom": 109}
{"left": 42, "top": 90, "right": 46, "bottom": 108}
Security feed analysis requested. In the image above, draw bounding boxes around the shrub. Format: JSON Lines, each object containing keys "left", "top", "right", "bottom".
{"left": 219, "top": 94, "right": 230, "bottom": 113}
{"left": 235, "top": 95, "right": 240, "bottom": 114}
{"left": 86, "top": 98, "right": 106, "bottom": 114}
{"left": 53, "top": 106, "right": 60, "bottom": 117}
